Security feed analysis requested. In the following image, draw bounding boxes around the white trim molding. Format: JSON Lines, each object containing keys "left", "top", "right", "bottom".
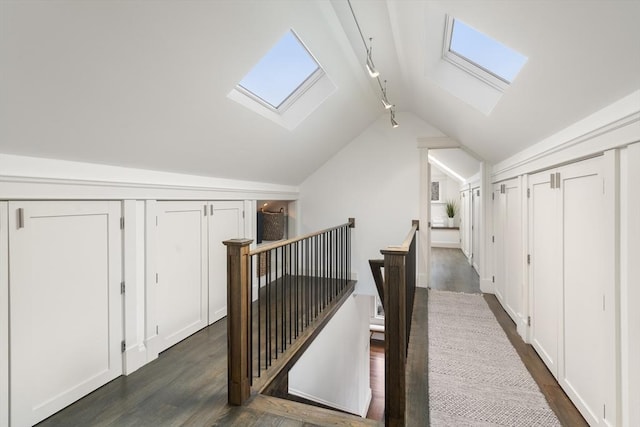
{"left": 492, "top": 90, "right": 640, "bottom": 182}
{"left": 0, "top": 202, "right": 8, "bottom": 427}
{"left": 0, "top": 153, "right": 299, "bottom": 201}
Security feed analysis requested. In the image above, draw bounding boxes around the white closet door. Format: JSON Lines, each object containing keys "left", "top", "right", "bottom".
{"left": 493, "top": 184, "right": 506, "bottom": 304}
{"left": 460, "top": 191, "right": 469, "bottom": 258}
{"left": 463, "top": 190, "right": 471, "bottom": 259}
{"left": 471, "top": 188, "right": 480, "bottom": 272}
{"left": 8, "top": 201, "right": 122, "bottom": 427}
{"left": 208, "top": 201, "right": 245, "bottom": 324}
{"left": 504, "top": 179, "right": 523, "bottom": 323}
{"left": 559, "top": 158, "right": 605, "bottom": 425}
{"left": 157, "top": 201, "right": 208, "bottom": 351}
{"left": 529, "top": 172, "right": 561, "bottom": 377}
{"left": 0, "top": 202, "right": 9, "bottom": 427}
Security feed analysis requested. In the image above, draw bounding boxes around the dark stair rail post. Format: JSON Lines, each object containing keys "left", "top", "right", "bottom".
{"left": 381, "top": 247, "right": 407, "bottom": 427}
{"left": 380, "top": 220, "right": 419, "bottom": 427}
{"left": 223, "top": 238, "right": 253, "bottom": 406}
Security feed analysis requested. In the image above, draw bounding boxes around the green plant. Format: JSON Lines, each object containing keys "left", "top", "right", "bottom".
{"left": 445, "top": 200, "right": 457, "bottom": 218}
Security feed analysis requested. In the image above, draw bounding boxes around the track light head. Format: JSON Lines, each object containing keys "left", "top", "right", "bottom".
{"left": 381, "top": 80, "right": 392, "bottom": 109}
{"left": 366, "top": 55, "right": 379, "bottom": 78}
{"left": 366, "top": 38, "right": 379, "bottom": 78}
{"left": 390, "top": 109, "right": 399, "bottom": 128}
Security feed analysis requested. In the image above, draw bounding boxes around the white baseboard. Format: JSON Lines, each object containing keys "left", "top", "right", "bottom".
{"left": 516, "top": 316, "right": 530, "bottom": 343}
{"left": 144, "top": 335, "right": 160, "bottom": 366}
{"left": 480, "top": 278, "right": 494, "bottom": 294}
{"left": 361, "top": 387, "right": 372, "bottom": 418}
{"left": 124, "top": 343, "right": 148, "bottom": 375}
{"left": 430, "top": 242, "right": 461, "bottom": 249}
{"left": 418, "top": 272, "right": 429, "bottom": 288}
{"left": 288, "top": 387, "right": 365, "bottom": 417}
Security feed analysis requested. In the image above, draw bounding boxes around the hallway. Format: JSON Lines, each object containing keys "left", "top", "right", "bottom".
{"left": 428, "top": 247, "right": 586, "bottom": 426}
{"left": 429, "top": 248, "right": 480, "bottom": 294}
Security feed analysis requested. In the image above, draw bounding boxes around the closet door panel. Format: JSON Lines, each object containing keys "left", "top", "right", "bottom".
{"left": 529, "top": 173, "right": 560, "bottom": 377}
{"left": 472, "top": 188, "right": 480, "bottom": 272}
{"left": 504, "top": 180, "right": 523, "bottom": 323}
{"left": 560, "top": 160, "right": 605, "bottom": 425}
{"left": 9, "top": 201, "right": 122, "bottom": 426}
{"left": 493, "top": 184, "right": 506, "bottom": 304}
{"left": 157, "top": 201, "right": 208, "bottom": 352}
{"left": 208, "top": 201, "right": 245, "bottom": 325}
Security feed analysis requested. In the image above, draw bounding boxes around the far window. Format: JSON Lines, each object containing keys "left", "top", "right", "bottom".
{"left": 443, "top": 15, "right": 527, "bottom": 90}
{"left": 237, "top": 30, "right": 323, "bottom": 111}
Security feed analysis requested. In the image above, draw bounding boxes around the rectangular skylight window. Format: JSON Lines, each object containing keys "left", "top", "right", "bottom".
{"left": 442, "top": 15, "right": 527, "bottom": 90}
{"left": 238, "top": 30, "right": 322, "bottom": 110}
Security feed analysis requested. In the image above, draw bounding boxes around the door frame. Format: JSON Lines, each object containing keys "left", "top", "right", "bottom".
{"left": 0, "top": 202, "right": 8, "bottom": 427}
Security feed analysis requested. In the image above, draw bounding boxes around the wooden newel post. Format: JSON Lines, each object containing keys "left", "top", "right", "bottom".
{"left": 382, "top": 248, "right": 408, "bottom": 427}
{"left": 223, "top": 238, "right": 253, "bottom": 406}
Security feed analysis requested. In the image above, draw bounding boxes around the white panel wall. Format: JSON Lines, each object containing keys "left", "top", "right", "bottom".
{"left": 430, "top": 165, "right": 462, "bottom": 227}
{"left": 0, "top": 203, "right": 8, "bottom": 427}
{"left": 299, "top": 112, "right": 444, "bottom": 296}
{"left": 288, "top": 294, "right": 371, "bottom": 417}
{"left": 123, "top": 200, "right": 148, "bottom": 374}
{"left": 8, "top": 201, "right": 123, "bottom": 426}
{"left": 490, "top": 91, "right": 639, "bottom": 425}
{"left": 492, "top": 178, "right": 524, "bottom": 328}
{"left": 621, "top": 143, "right": 640, "bottom": 427}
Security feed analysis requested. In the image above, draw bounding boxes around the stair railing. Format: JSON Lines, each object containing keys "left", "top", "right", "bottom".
{"left": 224, "top": 218, "right": 355, "bottom": 405}
{"left": 372, "top": 219, "right": 419, "bottom": 427}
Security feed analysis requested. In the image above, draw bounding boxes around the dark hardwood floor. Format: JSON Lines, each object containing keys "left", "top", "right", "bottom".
{"left": 366, "top": 339, "right": 384, "bottom": 421}
{"left": 428, "top": 246, "right": 585, "bottom": 426}
{"left": 484, "top": 295, "right": 588, "bottom": 427}
{"left": 429, "top": 247, "right": 480, "bottom": 293}
{"left": 37, "top": 301, "right": 379, "bottom": 427}
{"left": 35, "top": 248, "right": 582, "bottom": 427}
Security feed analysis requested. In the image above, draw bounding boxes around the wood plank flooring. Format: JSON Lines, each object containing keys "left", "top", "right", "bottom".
{"left": 37, "top": 280, "right": 378, "bottom": 427}
{"left": 36, "top": 246, "right": 582, "bottom": 426}
{"left": 430, "top": 246, "right": 586, "bottom": 426}
{"left": 366, "top": 339, "right": 384, "bottom": 422}
{"left": 484, "top": 295, "right": 588, "bottom": 427}
{"left": 429, "top": 247, "right": 480, "bottom": 293}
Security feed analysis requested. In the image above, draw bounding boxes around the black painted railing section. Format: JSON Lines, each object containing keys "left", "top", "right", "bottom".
{"left": 224, "top": 218, "right": 355, "bottom": 405}
{"left": 378, "top": 220, "right": 418, "bottom": 427}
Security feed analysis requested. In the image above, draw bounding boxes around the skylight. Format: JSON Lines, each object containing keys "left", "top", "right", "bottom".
{"left": 237, "top": 30, "right": 321, "bottom": 110}
{"left": 443, "top": 16, "right": 527, "bottom": 90}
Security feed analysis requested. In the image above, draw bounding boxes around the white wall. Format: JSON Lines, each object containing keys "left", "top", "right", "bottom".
{"left": 490, "top": 91, "right": 640, "bottom": 426}
{"left": 299, "top": 112, "right": 444, "bottom": 296}
{"left": 0, "top": 203, "right": 8, "bottom": 427}
{"left": 429, "top": 164, "right": 462, "bottom": 227}
{"left": 288, "top": 294, "right": 371, "bottom": 417}
{"left": 0, "top": 153, "right": 299, "bottom": 201}
{"left": 621, "top": 142, "right": 640, "bottom": 427}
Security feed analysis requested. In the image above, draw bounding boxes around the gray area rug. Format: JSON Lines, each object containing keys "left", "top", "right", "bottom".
{"left": 428, "top": 290, "right": 561, "bottom": 426}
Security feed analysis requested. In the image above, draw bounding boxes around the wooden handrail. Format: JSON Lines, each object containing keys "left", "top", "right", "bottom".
{"left": 381, "top": 220, "right": 419, "bottom": 254}
{"left": 250, "top": 218, "right": 355, "bottom": 256}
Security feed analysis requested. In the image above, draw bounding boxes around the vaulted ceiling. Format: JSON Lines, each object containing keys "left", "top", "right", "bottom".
{"left": 1, "top": 1, "right": 639, "bottom": 185}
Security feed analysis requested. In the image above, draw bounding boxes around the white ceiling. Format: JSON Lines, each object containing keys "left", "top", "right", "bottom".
{"left": 429, "top": 149, "right": 480, "bottom": 182}
{"left": 1, "top": 1, "right": 639, "bottom": 185}
{"left": 373, "top": 0, "right": 640, "bottom": 163}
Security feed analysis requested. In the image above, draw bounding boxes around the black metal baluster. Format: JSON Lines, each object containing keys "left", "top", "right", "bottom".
{"left": 267, "top": 251, "right": 271, "bottom": 367}
{"left": 319, "top": 233, "right": 323, "bottom": 310}
{"left": 257, "top": 255, "right": 262, "bottom": 377}
{"left": 275, "top": 247, "right": 279, "bottom": 358}
{"left": 288, "top": 243, "right": 292, "bottom": 345}
{"left": 249, "top": 255, "right": 253, "bottom": 384}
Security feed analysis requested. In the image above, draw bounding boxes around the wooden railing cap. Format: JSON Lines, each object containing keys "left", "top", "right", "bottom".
{"left": 223, "top": 238, "right": 254, "bottom": 247}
